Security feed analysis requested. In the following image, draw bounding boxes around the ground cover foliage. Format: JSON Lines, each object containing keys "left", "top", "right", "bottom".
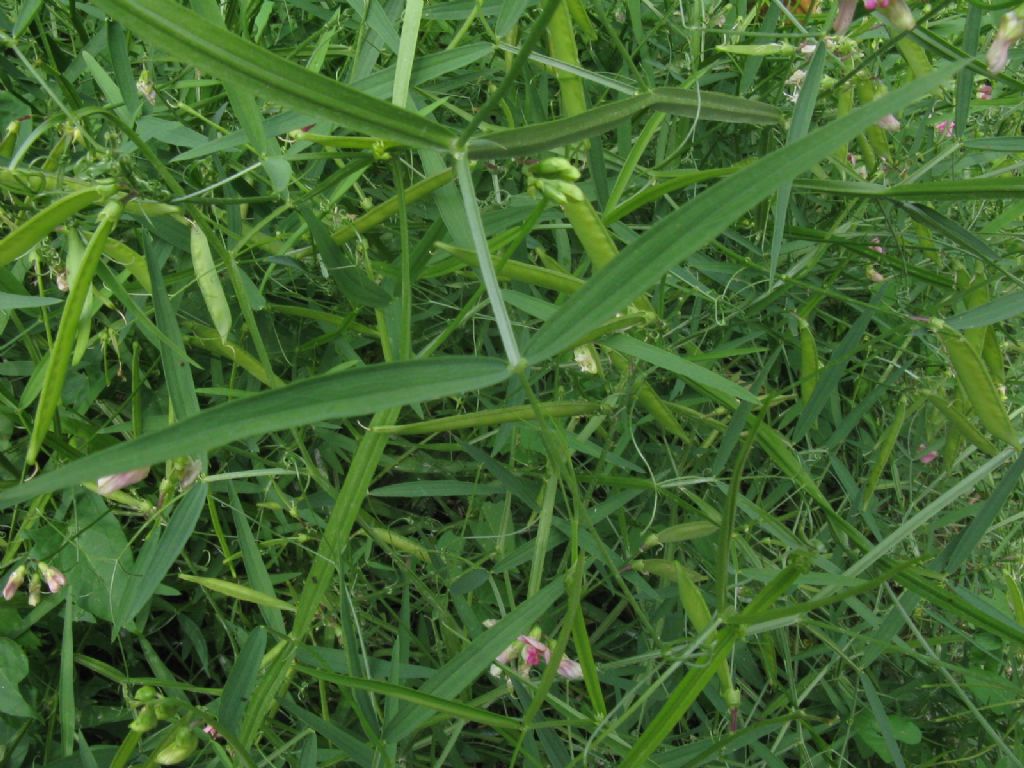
{"left": 2, "top": 0, "right": 1024, "bottom": 764}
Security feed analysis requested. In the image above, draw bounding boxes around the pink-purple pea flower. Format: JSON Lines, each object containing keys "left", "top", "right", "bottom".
{"left": 96, "top": 467, "right": 150, "bottom": 496}
{"left": 934, "top": 120, "right": 955, "bottom": 138}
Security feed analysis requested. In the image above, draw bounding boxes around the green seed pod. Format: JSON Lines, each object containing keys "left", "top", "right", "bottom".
{"left": 189, "top": 221, "right": 232, "bottom": 342}
{"left": 642, "top": 521, "right": 718, "bottom": 551}
{"left": 937, "top": 325, "right": 1019, "bottom": 448}
{"left": 0, "top": 120, "right": 19, "bottom": 159}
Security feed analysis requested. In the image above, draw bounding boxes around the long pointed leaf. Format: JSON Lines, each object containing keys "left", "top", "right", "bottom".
{"left": 0, "top": 357, "right": 510, "bottom": 507}
{"left": 91, "top": 0, "right": 455, "bottom": 150}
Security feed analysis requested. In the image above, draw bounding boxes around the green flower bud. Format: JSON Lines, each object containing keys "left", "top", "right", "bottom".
{"left": 154, "top": 727, "right": 199, "bottom": 765}
{"left": 129, "top": 705, "right": 158, "bottom": 733}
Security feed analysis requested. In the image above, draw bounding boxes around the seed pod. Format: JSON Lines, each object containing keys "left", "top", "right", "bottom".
{"left": 982, "top": 328, "right": 1005, "bottom": 386}
{"left": 0, "top": 120, "right": 19, "bottom": 159}
{"left": 642, "top": 521, "right": 718, "bottom": 551}
{"left": 861, "top": 398, "right": 907, "bottom": 511}
{"left": 796, "top": 315, "right": 819, "bottom": 406}
{"left": 926, "top": 393, "right": 998, "bottom": 457}
{"left": 190, "top": 222, "right": 232, "bottom": 342}
{"left": 27, "top": 199, "right": 124, "bottom": 464}
{"left": 937, "top": 324, "right": 1018, "bottom": 448}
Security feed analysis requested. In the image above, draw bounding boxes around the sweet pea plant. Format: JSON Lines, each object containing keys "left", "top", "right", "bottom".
{"left": 2, "top": 0, "right": 1024, "bottom": 765}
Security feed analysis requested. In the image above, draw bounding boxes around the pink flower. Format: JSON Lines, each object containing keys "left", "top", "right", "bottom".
{"left": 38, "top": 562, "right": 66, "bottom": 593}
{"left": 203, "top": 725, "right": 221, "bottom": 741}
{"left": 934, "top": 120, "right": 955, "bottom": 138}
{"left": 835, "top": 0, "right": 858, "bottom": 33}
{"left": 96, "top": 467, "right": 150, "bottom": 496}
{"left": 519, "top": 635, "right": 551, "bottom": 667}
{"left": 977, "top": 83, "right": 993, "bottom": 100}
{"left": 557, "top": 657, "right": 584, "bottom": 680}
{"left": 988, "top": 12, "right": 1023, "bottom": 73}
{"left": 876, "top": 114, "right": 901, "bottom": 132}
{"left": 863, "top": 0, "right": 889, "bottom": 10}
{"left": 918, "top": 444, "right": 939, "bottom": 464}
{"left": 3, "top": 565, "right": 26, "bottom": 601}
{"left": 870, "top": 237, "right": 886, "bottom": 254}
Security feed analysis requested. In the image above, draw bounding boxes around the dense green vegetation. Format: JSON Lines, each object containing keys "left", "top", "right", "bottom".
{"left": 2, "top": 0, "right": 1024, "bottom": 765}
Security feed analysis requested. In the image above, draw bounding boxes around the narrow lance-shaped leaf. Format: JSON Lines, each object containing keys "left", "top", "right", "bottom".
{"left": 523, "top": 59, "right": 967, "bottom": 363}
{"left": 91, "top": 0, "right": 455, "bottom": 150}
{"left": 0, "top": 357, "right": 511, "bottom": 507}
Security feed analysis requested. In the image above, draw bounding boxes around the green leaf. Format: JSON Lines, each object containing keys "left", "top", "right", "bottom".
{"left": 0, "top": 638, "right": 33, "bottom": 718}
{"left": 947, "top": 292, "right": 1024, "bottom": 330}
{"left": 178, "top": 575, "right": 296, "bottom": 612}
{"left": 115, "top": 485, "right": 207, "bottom": 633}
{"left": 523, "top": 60, "right": 967, "bottom": 364}
{"left": 603, "top": 336, "right": 758, "bottom": 404}
{"left": 58, "top": 499, "right": 134, "bottom": 624}
{"left": 0, "top": 357, "right": 510, "bottom": 507}
{"left": 91, "top": 0, "right": 455, "bottom": 150}
{"left": 0, "top": 292, "right": 62, "bottom": 310}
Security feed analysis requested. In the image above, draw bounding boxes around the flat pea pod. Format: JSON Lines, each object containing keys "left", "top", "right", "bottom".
{"left": 834, "top": 83, "right": 854, "bottom": 163}
{"left": 104, "top": 238, "right": 153, "bottom": 292}
{"left": 797, "top": 315, "right": 819, "bottom": 406}
{"left": 926, "top": 392, "right": 999, "bottom": 457}
{"left": 856, "top": 78, "right": 892, "bottom": 164}
{"left": 605, "top": 348, "right": 689, "bottom": 442}
{"left": 27, "top": 199, "right": 124, "bottom": 465}
{"left": 0, "top": 120, "right": 19, "bottom": 159}
{"left": 673, "top": 562, "right": 737, "bottom": 706}
{"left": 0, "top": 185, "right": 116, "bottom": 269}
{"left": 364, "top": 525, "right": 430, "bottom": 562}
{"left": 642, "top": 520, "right": 718, "bottom": 550}
{"left": 983, "top": 328, "right": 1005, "bottom": 386}
{"left": 1006, "top": 573, "right": 1024, "bottom": 626}
{"left": 561, "top": 193, "right": 656, "bottom": 313}
{"left": 961, "top": 267, "right": 988, "bottom": 353}
{"left": 938, "top": 325, "right": 1019, "bottom": 448}
{"left": 894, "top": 37, "right": 934, "bottom": 81}
{"left": 65, "top": 228, "right": 86, "bottom": 290}
{"left": 862, "top": 398, "right": 907, "bottom": 511}
{"left": 545, "top": 1, "right": 588, "bottom": 120}
{"left": 190, "top": 221, "right": 233, "bottom": 342}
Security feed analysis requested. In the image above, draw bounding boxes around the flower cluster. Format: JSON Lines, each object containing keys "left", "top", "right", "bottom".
{"left": 3, "top": 561, "right": 67, "bottom": 606}
{"left": 486, "top": 623, "right": 584, "bottom": 682}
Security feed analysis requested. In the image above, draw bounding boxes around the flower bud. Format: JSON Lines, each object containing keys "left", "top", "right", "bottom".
{"left": 3, "top": 565, "right": 27, "bottom": 601}
{"left": 129, "top": 705, "right": 158, "bottom": 733}
{"left": 532, "top": 157, "right": 581, "bottom": 181}
{"left": 154, "top": 727, "right": 199, "bottom": 765}
{"left": 27, "top": 573, "right": 42, "bottom": 607}
{"left": 96, "top": 467, "right": 150, "bottom": 496}
{"left": 38, "top": 562, "right": 66, "bottom": 594}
